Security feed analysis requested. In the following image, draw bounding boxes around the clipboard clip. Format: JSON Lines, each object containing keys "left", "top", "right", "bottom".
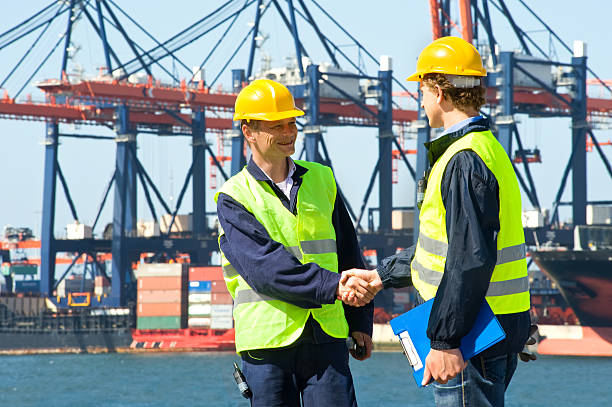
{"left": 398, "top": 331, "right": 423, "bottom": 371}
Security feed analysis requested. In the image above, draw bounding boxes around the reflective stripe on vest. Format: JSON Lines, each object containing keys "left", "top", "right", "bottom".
{"left": 235, "top": 289, "right": 275, "bottom": 305}
{"left": 411, "top": 130, "right": 530, "bottom": 314}
{"left": 221, "top": 239, "right": 333, "bottom": 278}
{"left": 300, "top": 239, "right": 336, "bottom": 254}
{"left": 214, "top": 160, "right": 349, "bottom": 352}
{"left": 411, "top": 257, "right": 529, "bottom": 297}
{"left": 222, "top": 264, "right": 238, "bottom": 278}
{"left": 417, "top": 231, "right": 527, "bottom": 296}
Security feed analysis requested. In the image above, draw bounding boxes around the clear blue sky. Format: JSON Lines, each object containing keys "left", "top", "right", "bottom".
{"left": 1, "top": 1, "right": 611, "bottom": 236}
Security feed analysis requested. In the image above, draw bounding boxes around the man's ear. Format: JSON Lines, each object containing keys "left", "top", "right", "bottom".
{"left": 242, "top": 123, "right": 254, "bottom": 144}
{"left": 434, "top": 85, "right": 445, "bottom": 105}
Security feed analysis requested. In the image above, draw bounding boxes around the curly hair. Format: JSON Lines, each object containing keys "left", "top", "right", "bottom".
{"left": 422, "top": 73, "right": 486, "bottom": 113}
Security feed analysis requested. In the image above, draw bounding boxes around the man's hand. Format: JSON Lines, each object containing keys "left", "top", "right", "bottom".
{"left": 338, "top": 269, "right": 383, "bottom": 306}
{"left": 349, "top": 331, "right": 373, "bottom": 361}
{"left": 519, "top": 324, "right": 538, "bottom": 362}
{"left": 336, "top": 269, "right": 379, "bottom": 306}
{"left": 422, "top": 348, "right": 468, "bottom": 386}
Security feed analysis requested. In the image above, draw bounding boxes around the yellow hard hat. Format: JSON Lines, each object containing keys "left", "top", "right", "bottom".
{"left": 233, "top": 79, "right": 304, "bottom": 121}
{"left": 406, "top": 36, "right": 486, "bottom": 82}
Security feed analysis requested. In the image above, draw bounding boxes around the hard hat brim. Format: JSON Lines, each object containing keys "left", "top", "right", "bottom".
{"left": 406, "top": 69, "right": 487, "bottom": 82}
{"left": 233, "top": 108, "right": 305, "bottom": 122}
{"left": 405, "top": 71, "right": 422, "bottom": 82}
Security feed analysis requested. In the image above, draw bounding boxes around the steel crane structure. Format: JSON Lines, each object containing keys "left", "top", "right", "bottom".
{"left": 425, "top": 0, "right": 612, "bottom": 248}
{"left": 0, "top": 0, "right": 419, "bottom": 307}
{"left": 0, "top": 0, "right": 611, "bottom": 309}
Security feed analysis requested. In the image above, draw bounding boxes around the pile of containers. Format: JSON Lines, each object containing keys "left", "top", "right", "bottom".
{"left": 392, "top": 287, "right": 416, "bottom": 314}
{"left": 136, "top": 263, "right": 188, "bottom": 330}
{"left": 188, "top": 266, "right": 233, "bottom": 329}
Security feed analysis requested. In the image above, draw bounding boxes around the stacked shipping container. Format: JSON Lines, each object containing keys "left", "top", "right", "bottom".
{"left": 136, "top": 264, "right": 188, "bottom": 329}
{"left": 188, "top": 266, "right": 233, "bottom": 329}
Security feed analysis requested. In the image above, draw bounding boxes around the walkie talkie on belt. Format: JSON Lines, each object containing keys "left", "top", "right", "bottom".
{"left": 233, "top": 362, "right": 252, "bottom": 399}
{"left": 346, "top": 337, "right": 367, "bottom": 359}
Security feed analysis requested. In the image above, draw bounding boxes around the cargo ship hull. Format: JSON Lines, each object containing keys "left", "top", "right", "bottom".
{"left": 532, "top": 248, "right": 612, "bottom": 356}
{"left": 0, "top": 331, "right": 133, "bottom": 354}
{"left": 130, "top": 328, "right": 235, "bottom": 351}
{"left": 0, "top": 264, "right": 237, "bottom": 354}
{"left": 536, "top": 325, "right": 612, "bottom": 357}
{"left": 531, "top": 249, "right": 612, "bottom": 327}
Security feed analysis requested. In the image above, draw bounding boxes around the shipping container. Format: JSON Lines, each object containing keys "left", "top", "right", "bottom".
{"left": 188, "top": 317, "right": 212, "bottom": 328}
{"left": 211, "top": 316, "right": 233, "bottom": 329}
{"left": 138, "top": 302, "right": 184, "bottom": 317}
{"left": 211, "top": 280, "right": 229, "bottom": 294}
{"left": 189, "top": 266, "right": 223, "bottom": 281}
{"left": 137, "top": 316, "right": 185, "bottom": 330}
{"left": 211, "top": 293, "right": 233, "bottom": 304}
{"left": 137, "top": 220, "right": 160, "bottom": 237}
{"left": 1, "top": 263, "right": 37, "bottom": 276}
{"left": 66, "top": 222, "right": 93, "bottom": 239}
{"left": 0, "top": 296, "right": 47, "bottom": 316}
{"left": 138, "top": 290, "right": 184, "bottom": 304}
{"left": 188, "top": 293, "right": 211, "bottom": 303}
{"left": 56, "top": 278, "right": 94, "bottom": 297}
{"left": 138, "top": 276, "right": 184, "bottom": 291}
{"left": 393, "top": 292, "right": 411, "bottom": 304}
{"left": 159, "top": 214, "right": 192, "bottom": 233}
{"left": 134, "top": 263, "right": 188, "bottom": 279}
{"left": 211, "top": 304, "right": 233, "bottom": 317}
{"left": 391, "top": 210, "right": 414, "bottom": 230}
{"left": 14, "top": 280, "right": 41, "bottom": 294}
{"left": 188, "top": 303, "right": 212, "bottom": 316}
{"left": 188, "top": 280, "right": 211, "bottom": 293}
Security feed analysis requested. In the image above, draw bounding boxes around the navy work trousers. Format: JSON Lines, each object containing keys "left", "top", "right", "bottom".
{"left": 241, "top": 340, "right": 358, "bottom": 407}
{"left": 433, "top": 353, "right": 518, "bottom": 407}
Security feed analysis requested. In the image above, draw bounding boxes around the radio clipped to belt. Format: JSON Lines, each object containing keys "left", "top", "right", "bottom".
{"left": 416, "top": 170, "right": 430, "bottom": 210}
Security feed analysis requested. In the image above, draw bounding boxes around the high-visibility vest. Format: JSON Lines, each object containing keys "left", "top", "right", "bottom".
{"left": 214, "top": 160, "right": 348, "bottom": 353}
{"left": 411, "top": 130, "right": 530, "bottom": 314}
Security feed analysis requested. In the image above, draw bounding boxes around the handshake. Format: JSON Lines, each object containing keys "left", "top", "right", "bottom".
{"left": 336, "top": 269, "right": 383, "bottom": 307}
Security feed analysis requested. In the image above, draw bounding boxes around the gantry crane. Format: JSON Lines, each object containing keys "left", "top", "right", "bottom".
{"left": 0, "top": 0, "right": 611, "bottom": 309}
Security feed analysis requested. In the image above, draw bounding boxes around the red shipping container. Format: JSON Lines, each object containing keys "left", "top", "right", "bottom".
{"left": 211, "top": 280, "right": 229, "bottom": 294}
{"left": 138, "top": 290, "right": 184, "bottom": 304}
{"left": 138, "top": 276, "right": 184, "bottom": 291}
{"left": 189, "top": 266, "right": 223, "bottom": 281}
{"left": 138, "top": 302, "right": 185, "bottom": 317}
{"left": 211, "top": 293, "right": 233, "bottom": 304}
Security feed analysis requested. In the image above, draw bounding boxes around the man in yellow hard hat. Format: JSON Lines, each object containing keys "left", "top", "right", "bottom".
{"left": 341, "top": 36, "right": 532, "bottom": 405}
{"left": 214, "top": 79, "right": 376, "bottom": 406}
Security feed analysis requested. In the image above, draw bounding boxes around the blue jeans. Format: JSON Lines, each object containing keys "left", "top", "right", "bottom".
{"left": 241, "top": 341, "right": 357, "bottom": 407}
{"left": 433, "top": 353, "right": 518, "bottom": 407}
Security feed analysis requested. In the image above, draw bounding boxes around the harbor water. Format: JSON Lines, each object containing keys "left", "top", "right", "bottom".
{"left": 0, "top": 352, "right": 609, "bottom": 406}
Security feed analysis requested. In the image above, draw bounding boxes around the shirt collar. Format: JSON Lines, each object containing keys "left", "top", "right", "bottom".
{"left": 246, "top": 157, "right": 306, "bottom": 182}
{"left": 433, "top": 115, "right": 483, "bottom": 141}
{"left": 424, "top": 116, "right": 490, "bottom": 166}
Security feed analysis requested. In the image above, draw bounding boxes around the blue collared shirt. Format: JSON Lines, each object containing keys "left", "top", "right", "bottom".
{"left": 216, "top": 158, "right": 373, "bottom": 345}
{"left": 434, "top": 115, "right": 483, "bottom": 141}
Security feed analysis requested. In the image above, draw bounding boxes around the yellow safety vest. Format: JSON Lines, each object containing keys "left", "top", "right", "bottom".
{"left": 214, "top": 160, "right": 349, "bottom": 353}
{"left": 411, "top": 130, "right": 530, "bottom": 314}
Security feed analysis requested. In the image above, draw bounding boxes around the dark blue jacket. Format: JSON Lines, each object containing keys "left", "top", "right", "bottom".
{"left": 377, "top": 118, "right": 530, "bottom": 357}
{"left": 217, "top": 159, "right": 373, "bottom": 345}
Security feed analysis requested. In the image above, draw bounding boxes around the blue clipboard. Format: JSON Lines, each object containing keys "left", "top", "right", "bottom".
{"left": 390, "top": 299, "right": 506, "bottom": 387}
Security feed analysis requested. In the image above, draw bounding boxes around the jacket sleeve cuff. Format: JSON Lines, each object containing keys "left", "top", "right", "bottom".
{"left": 430, "top": 340, "right": 461, "bottom": 350}
{"left": 344, "top": 301, "right": 374, "bottom": 337}
{"left": 377, "top": 263, "right": 394, "bottom": 290}
{"left": 318, "top": 271, "right": 341, "bottom": 304}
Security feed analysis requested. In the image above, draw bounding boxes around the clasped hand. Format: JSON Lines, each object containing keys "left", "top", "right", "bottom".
{"left": 336, "top": 269, "right": 383, "bottom": 307}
